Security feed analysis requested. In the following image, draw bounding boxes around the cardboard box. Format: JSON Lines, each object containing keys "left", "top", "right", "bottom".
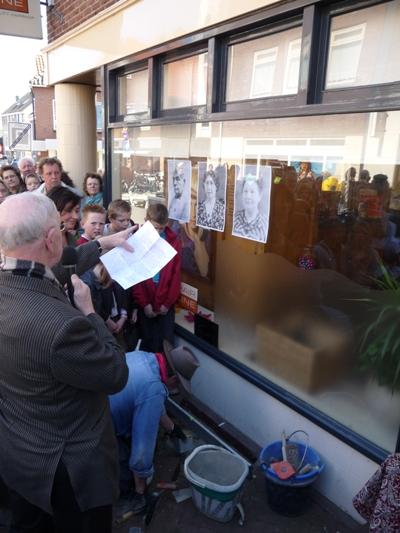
{"left": 256, "top": 316, "right": 351, "bottom": 392}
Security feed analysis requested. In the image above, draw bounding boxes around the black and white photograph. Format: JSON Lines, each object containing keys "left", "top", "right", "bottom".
{"left": 196, "top": 161, "right": 227, "bottom": 232}
{"left": 232, "top": 164, "right": 272, "bottom": 244}
{"left": 167, "top": 159, "right": 192, "bottom": 223}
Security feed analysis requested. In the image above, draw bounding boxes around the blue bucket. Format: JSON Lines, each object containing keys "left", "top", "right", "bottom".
{"left": 259, "top": 440, "right": 324, "bottom": 516}
{"left": 260, "top": 440, "right": 324, "bottom": 487}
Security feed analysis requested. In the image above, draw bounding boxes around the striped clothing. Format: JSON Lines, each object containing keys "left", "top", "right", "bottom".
{"left": 233, "top": 210, "right": 268, "bottom": 243}
{"left": 0, "top": 259, "right": 128, "bottom": 513}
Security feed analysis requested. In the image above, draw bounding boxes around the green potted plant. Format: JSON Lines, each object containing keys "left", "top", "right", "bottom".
{"left": 355, "top": 263, "right": 400, "bottom": 392}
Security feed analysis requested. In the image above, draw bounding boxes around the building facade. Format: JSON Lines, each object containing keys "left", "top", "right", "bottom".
{"left": 44, "top": 0, "right": 400, "bottom": 520}
{"left": 1, "top": 85, "right": 56, "bottom": 162}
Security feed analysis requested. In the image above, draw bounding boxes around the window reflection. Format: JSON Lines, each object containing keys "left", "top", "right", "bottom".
{"left": 325, "top": 1, "right": 400, "bottom": 89}
{"left": 326, "top": 24, "right": 365, "bottom": 88}
{"left": 162, "top": 53, "right": 208, "bottom": 109}
{"left": 112, "top": 111, "right": 400, "bottom": 451}
{"left": 118, "top": 69, "right": 149, "bottom": 115}
{"left": 250, "top": 48, "right": 278, "bottom": 98}
{"left": 226, "top": 26, "right": 302, "bottom": 101}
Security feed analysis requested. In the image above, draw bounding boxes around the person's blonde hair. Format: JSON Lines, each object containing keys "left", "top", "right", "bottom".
{"left": 107, "top": 199, "right": 131, "bottom": 220}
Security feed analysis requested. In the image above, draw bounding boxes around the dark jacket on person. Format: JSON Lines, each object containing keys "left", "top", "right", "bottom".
{"left": 81, "top": 269, "right": 127, "bottom": 321}
{"left": 53, "top": 238, "right": 100, "bottom": 286}
{"left": 0, "top": 267, "right": 128, "bottom": 513}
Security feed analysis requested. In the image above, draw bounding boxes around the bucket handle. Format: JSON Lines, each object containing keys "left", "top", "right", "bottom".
{"left": 286, "top": 430, "right": 309, "bottom": 473}
{"left": 183, "top": 444, "right": 227, "bottom": 490}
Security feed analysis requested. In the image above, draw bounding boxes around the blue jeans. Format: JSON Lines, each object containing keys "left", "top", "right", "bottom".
{"left": 109, "top": 351, "right": 166, "bottom": 487}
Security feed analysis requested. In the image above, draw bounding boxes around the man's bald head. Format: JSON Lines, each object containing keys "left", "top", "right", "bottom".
{"left": 0, "top": 193, "right": 59, "bottom": 252}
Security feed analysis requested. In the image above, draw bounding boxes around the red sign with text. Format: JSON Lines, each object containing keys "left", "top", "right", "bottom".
{"left": 178, "top": 295, "right": 198, "bottom": 314}
{"left": 0, "top": 0, "right": 28, "bottom": 13}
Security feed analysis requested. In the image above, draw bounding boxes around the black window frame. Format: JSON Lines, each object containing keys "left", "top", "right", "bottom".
{"left": 317, "top": 0, "right": 400, "bottom": 107}
{"left": 221, "top": 15, "right": 304, "bottom": 114}
{"left": 104, "top": 0, "right": 400, "bottom": 464}
{"left": 158, "top": 43, "right": 209, "bottom": 120}
{"left": 109, "top": 60, "right": 150, "bottom": 124}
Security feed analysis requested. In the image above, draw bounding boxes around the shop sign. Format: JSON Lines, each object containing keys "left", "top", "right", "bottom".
{"left": 0, "top": 0, "right": 42, "bottom": 39}
{"left": 179, "top": 282, "right": 198, "bottom": 313}
{"left": 0, "top": 1, "right": 28, "bottom": 13}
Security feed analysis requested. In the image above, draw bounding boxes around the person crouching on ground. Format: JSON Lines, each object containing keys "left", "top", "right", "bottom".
{"left": 109, "top": 345, "right": 199, "bottom": 519}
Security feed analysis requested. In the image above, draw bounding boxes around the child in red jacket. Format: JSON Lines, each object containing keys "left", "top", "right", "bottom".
{"left": 132, "top": 203, "right": 181, "bottom": 352}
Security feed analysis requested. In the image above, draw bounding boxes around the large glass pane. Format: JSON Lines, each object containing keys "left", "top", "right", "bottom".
{"left": 326, "top": 1, "right": 400, "bottom": 89}
{"left": 119, "top": 69, "right": 149, "bottom": 115}
{"left": 112, "top": 111, "right": 400, "bottom": 452}
{"left": 162, "top": 53, "right": 208, "bottom": 109}
{"left": 111, "top": 124, "right": 191, "bottom": 223}
{"left": 226, "top": 26, "right": 302, "bottom": 101}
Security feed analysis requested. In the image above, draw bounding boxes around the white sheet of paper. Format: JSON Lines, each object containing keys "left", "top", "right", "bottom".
{"left": 100, "top": 221, "right": 177, "bottom": 289}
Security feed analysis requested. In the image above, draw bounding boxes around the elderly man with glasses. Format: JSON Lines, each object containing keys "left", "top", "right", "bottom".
{"left": 0, "top": 192, "right": 129, "bottom": 533}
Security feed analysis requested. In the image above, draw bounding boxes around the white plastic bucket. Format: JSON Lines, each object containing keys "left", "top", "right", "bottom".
{"left": 184, "top": 445, "right": 248, "bottom": 522}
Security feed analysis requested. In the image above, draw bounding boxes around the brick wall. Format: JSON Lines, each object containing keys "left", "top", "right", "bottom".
{"left": 31, "top": 87, "right": 55, "bottom": 140}
{"left": 47, "top": 0, "right": 121, "bottom": 43}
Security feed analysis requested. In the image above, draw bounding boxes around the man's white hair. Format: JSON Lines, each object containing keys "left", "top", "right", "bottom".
{"left": 0, "top": 193, "right": 59, "bottom": 251}
{"left": 18, "top": 157, "right": 35, "bottom": 169}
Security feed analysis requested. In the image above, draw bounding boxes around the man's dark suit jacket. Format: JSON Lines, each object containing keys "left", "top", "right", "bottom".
{"left": 0, "top": 269, "right": 129, "bottom": 513}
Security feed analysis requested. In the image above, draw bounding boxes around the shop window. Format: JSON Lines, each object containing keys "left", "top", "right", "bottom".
{"left": 162, "top": 53, "right": 208, "bottom": 109}
{"left": 118, "top": 69, "right": 149, "bottom": 116}
{"left": 226, "top": 26, "right": 302, "bottom": 102}
{"left": 112, "top": 110, "right": 400, "bottom": 453}
{"left": 325, "top": 1, "right": 400, "bottom": 89}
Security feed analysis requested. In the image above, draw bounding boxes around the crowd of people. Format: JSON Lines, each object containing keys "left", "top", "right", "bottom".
{"left": 0, "top": 156, "right": 193, "bottom": 533}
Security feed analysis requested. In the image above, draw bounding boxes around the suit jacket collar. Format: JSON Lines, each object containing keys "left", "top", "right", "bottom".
{"left": 1, "top": 256, "right": 57, "bottom": 282}
{"left": 0, "top": 270, "right": 68, "bottom": 303}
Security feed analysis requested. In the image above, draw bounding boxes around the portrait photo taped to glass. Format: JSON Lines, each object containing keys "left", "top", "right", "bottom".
{"left": 232, "top": 164, "right": 272, "bottom": 244}
{"left": 196, "top": 161, "right": 227, "bottom": 232}
{"left": 167, "top": 159, "right": 192, "bottom": 223}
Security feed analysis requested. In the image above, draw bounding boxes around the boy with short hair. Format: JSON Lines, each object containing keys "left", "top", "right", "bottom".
{"left": 104, "top": 199, "right": 134, "bottom": 235}
{"left": 76, "top": 204, "right": 106, "bottom": 245}
{"left": 132, "top": 203, "right": 181, "bottom": 352}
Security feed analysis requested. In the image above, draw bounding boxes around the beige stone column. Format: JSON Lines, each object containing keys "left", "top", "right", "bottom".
{"left": 54, "top": 83, "right": 96, "bottom": 189}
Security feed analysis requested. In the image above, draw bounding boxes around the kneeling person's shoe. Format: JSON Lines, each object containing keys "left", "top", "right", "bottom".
{"left": 169, "top": 423, "right": 187, "bottom": 441}
{"left": 129, "top": 492, "right": 147, "bottom": 514}
{"left": 114, "top": 492, "right": 147, "bottom": 525}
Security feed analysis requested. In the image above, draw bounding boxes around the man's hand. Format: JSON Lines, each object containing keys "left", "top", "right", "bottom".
{"left": 144, "top": 304, "right": 156, "bottom": 318}
{"left": 71, "top": 275, "right": 95, "bottom": 316}
{"left": 159, "top": 305, "right": 169, "bottom": 315}
{"left": 98, "top": 225, "right": 138, "bottom": 253}
{"left": 130, "top": 309, "right": 138, "bottom": 324}
{"left": 113, "top": 316, "right": 127, "bottom": 334}
{"left": 105, "top": 318, "right": 118, "bottom": 333}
